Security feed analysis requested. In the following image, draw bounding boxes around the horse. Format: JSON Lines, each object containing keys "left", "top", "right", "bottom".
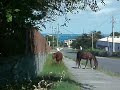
{"left": 52, "top": 51, "right": 63, "bottom": 64}
{"left": 76, "top": 51, "right": 98, "bottom": 69}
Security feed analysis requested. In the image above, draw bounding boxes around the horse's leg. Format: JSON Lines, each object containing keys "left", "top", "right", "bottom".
{"left": 85, "top": 59, "right": 88, "bottom": 69}
{"left": 76, "top": 59, "right": 78, "bottom": 66}
{"left": 90, "top": 59, "right": 93, "bottom": 69}
{"left": 79, "top": 59, "right": 81, "bottom": 68}
{"left": 78, "top": 59, "right": 81, "bottom": 68}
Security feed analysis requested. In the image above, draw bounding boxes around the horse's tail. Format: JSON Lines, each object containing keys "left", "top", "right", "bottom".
{"left": 93, "top": 55, "right": 98, "bottom": 69}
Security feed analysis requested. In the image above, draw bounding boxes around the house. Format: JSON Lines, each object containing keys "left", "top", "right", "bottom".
{"left": 96, "top": 36, "right": 120, "bottom": 52}
{"left": 64, "top": 39, "right": 75, "bottom": 48}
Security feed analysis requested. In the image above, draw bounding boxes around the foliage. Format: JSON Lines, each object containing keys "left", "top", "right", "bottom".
{"left": 42, "top": 54, "right": 69, "bottom": 77}
{"left": 0, "top": 0, "right": 119, "bottom": 56}
{"left": 41, "top": 54, "right": 81, "bottom": 90}
{"left": 0, "top": 54, "right": 81, "bottom": 90}
{"left": 71, "top": 31, "right": 104, "bottom": 49}
{"left": 85, "top": 48, "right": 108, "bottom": 57}
{"left": 45, "top": 35, "right": 64, "bottom": 48}
{"left": 0, "top": 0, "right": 104, "bottom": 32}
{"left": 112, "top": 52, "right": 120, "bottom": 57}
{"left": 84, "top": 48, "right": 120, "bottom": 57}
{"left": 0, "top": 0, "right": 98, "bottom": 56}
{"left": 110, "top": 32, "right": 120, "bottom": 36}
{"left": 45, "top": 35, "right": 57, "bottom": 48}
{"left": 53, "top": 81, "right": 80, "bottom": 90}
{"left": 0, "top": 77, "right": 52, "bottom": 90}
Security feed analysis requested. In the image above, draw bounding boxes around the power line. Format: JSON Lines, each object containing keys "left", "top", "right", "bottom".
{"left": 63, "top": 28, "right": 75, "bottom": 34}
{"left": 92, "top": 8, "right": 120, "bottom": 31}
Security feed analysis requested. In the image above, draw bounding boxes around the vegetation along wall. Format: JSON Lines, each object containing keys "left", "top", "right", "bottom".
{"left": 0, "top": 28, "right": 51, "bottom": 85}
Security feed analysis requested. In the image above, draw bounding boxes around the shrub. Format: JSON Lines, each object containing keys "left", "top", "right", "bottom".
{"left": 112, "top": 52, "right": 120, "bottom": 57}
{"left": 85, "top": 49, "right": 108, "bottom": 57}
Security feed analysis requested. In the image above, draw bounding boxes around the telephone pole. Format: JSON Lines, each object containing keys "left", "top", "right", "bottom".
{"left": 57, "top": 23, "right": 60, "bottom": 48}
{"left": 52, "top": 26, "right": 54, "bottom": 48}
{"left": 112, "top": 16, "right": 115, "bottom": 52}
{"left": 92, "top": 32, "right": 94, "bottom": 50}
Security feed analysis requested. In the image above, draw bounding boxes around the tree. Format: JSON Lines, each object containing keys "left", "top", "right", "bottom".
{"left": 0, "top": 0, "right": 118, "bottom": 56}
{"left": 110, "top": 32, "right": 120, "bottom": 36}
{"left": 45, "top": 35, "right": 57, "bottom": 48}
{"left": 1, "top": 0, "right": 107, "bottom": 31}
{"left": 71, "top": 31, "right": 103, "bottom": 49}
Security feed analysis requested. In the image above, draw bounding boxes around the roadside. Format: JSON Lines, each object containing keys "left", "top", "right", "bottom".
{"left": 63, "top": 57, "right": 120, "bottom": 90}
{"left": 61, "top": 47, "right": 120, "bottom": 75}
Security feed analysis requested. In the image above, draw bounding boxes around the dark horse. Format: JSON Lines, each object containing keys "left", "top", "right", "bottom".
{"left": 76, "top": 51, "right": 98, "bottom": 69}
{"left": 52, "top": 51, "right": 63, "bottom": 63}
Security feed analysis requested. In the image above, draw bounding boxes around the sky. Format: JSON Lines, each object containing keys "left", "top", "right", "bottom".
{"left": 41, "top": 0, "right": 120, "bottom": 35}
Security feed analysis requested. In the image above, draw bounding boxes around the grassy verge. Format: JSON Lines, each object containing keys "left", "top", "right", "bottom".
{"left": 106, "top": 57, "right": 120, "bottom": 60}
{"left": 97, "top": 67, "right": 120, "bottom": 77}
{"left": 41, "top": 54, "right": 81, "bottom": 90}
{"left": 42, "top": 54, "right": 69, "bottom": 77}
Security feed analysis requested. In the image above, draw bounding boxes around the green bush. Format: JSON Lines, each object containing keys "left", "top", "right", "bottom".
{"left": 112, "top": 52, "right": 120, "bottom": 57}
{"left": 98, "top": 51, "right": 108, "bottom": 57}
{"left": 85, "top": 49, "right": 108, "bottom": 57}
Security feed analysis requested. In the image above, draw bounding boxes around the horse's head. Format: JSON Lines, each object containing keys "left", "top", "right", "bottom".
{"left": 53, "top": 51, "right": 63, "bottom": 63}
{"left": 52, "top": 53, "right": 56, "bottom": 59}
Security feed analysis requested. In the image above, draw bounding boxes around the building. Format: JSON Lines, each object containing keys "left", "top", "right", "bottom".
{"left": 64, "top": 39, "right": 75, "bottom": 48}
{"left": 96, "top": 36, "right": 120, "bottom": 52}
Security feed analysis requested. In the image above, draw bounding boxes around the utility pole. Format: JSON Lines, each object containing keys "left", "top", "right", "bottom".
{"left": 92, "top": 32, "right": 94, "bottom": 50}
{"left": 112, "top": 16, "right": 115, "bottom": 52}
{"left": 107, "top": 37, "right": 109, "bottom": 52}
{"left": 83, "top": 28, "right": 84, "bottom": 34}
{"left": 57, "top": 23, "right": 59, "bottom": 48}
{"left": 52, "top": 26, "right": 54, "bottom": 48}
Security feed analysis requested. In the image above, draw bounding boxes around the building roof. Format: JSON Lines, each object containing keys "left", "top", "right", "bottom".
{"left": 98, "top": 36, "right": 120, "bottom": 43}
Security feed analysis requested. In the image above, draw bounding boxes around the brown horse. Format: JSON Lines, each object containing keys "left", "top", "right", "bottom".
{"left": 52, "top": 51, "right": 63, "bottom": 63}
{"left": 76, "top": 51, "right": 98, "bottom": 69}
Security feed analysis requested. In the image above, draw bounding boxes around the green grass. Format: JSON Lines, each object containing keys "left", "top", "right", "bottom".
{"left": 52, "top": 81, "right": 80, "bottom": 90}
{"left": 42, "top": 54, "right": 69, "bottom": 77}
{"left": 106, "top": 57, "right": 120, "bottom": 60}
{"left": 98, "top": 67, "right": 120, "bottom": 77}
{"left": 41, "top": 54, "right": 81, "bottom": 90}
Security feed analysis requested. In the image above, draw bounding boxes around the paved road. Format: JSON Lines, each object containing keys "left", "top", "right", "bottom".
{"left": 62, "top": 47, "right": 120, "bottom": 74}
{"left": 63, "top": 58, "right": 120, "bottom": 90}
